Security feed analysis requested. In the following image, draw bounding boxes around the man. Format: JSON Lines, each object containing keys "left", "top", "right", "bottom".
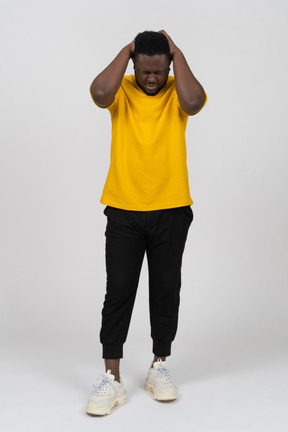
{"left": 86, "top": 30, "right": 207, "bottom": 416}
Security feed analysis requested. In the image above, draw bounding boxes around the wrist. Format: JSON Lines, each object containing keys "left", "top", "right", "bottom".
{"left": 171, "top": 47, "right": 181, "bottom": 59}
{"left": 120, "top": 44, "right": 133, "bottom": 60}
{"left": 126, "top": 42, "right": 135, "bottom": 59}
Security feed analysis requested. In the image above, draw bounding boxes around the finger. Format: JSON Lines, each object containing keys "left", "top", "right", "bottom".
{"left": 158, "top": 30, "right": 172, "bottom": 43}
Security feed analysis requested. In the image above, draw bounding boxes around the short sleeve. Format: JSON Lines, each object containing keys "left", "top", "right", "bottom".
{"left": 106, "top": 88, "right": 121, "bottom": 114}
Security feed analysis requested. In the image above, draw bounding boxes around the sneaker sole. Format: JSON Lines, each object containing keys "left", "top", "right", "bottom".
{"left": 86, "top": 393, "right": 127, "bottom": 416}
{"left": 144, "top": 379, "right": 177, "bottom": 402}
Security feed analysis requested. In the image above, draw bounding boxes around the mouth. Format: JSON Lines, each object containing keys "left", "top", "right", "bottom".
{"left": 145, "top": 84, "right": 158, "bottom": 92}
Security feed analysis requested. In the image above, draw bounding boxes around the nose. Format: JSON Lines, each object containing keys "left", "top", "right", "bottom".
{"left": 147, "top": 74, "right": 157, "bottom": 83}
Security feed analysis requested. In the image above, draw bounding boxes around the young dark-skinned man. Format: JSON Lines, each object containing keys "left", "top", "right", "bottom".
{"left": 87, "top": 30, "right": 207, "bottom": 416}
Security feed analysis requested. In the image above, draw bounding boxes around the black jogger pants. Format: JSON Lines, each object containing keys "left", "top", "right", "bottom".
{"left": 100, "top": 204, "right": 193, "bottom": 359}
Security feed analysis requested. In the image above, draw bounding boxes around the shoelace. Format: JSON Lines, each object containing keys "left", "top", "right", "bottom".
{"left": 92, "top": 374, "right": 116, "bottom": 395}
{"left": 156, "top": 361, "right": 175, "bottom": 384}
{"left": 157, "top": 365, "right": 172, "bottom": 381}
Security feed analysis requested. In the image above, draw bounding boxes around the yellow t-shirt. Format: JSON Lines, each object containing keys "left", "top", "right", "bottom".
{"left": 97, "top": 75, "right": 206, "bottom": 211}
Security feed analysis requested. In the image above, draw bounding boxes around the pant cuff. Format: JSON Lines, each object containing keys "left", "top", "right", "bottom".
{"left": 102, "top": 344, "right": 123, "bottom": 359}
{"left": 153, "top": 341, "right": 171, "bottom": 357}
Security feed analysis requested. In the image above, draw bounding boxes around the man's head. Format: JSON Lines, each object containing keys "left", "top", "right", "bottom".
{"left": 133, "top": 31, "right": 171, "bottom": 96}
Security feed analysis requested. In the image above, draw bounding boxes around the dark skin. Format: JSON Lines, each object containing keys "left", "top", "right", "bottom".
{"left": 90, "top": 30, "right": 206, "bottom": 114}
{"left": 133, "top": 53, "right": 171, "bottom": 96}
{"left": 90, "top": 31, "right": 206, "bottom": 382}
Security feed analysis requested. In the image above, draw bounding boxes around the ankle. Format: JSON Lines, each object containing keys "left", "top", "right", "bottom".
{"left": 106, "top": 369, "right": 120, "bottom": 383}
{"left": 113, "top": 375, "right": 121, "bottom": 383}
{"left": 151, "top": 356, "right": 166, "bottom": 368}
{"left": 104, "top": 358, "right": 120, "bottom": 382}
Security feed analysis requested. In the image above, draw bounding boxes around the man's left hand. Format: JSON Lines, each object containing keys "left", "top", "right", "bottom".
{"left": 158, "top": 30, "right": 179, "bottom": 58}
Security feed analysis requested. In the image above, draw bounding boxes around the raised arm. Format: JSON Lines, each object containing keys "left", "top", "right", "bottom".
{"left": 90, "top": 40, "right": 135, "bottom": 108}
{"left": 159, "top": 30, "right": 206, "bottom": 115}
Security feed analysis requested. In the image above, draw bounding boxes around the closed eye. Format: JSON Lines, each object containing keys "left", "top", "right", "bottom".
{"left": 143, "top": 71, "right": 162, "bottom": 75}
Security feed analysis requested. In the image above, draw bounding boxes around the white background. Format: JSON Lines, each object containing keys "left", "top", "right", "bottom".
{"left": 1, "top": 0, "right": 287, "bottom": 431}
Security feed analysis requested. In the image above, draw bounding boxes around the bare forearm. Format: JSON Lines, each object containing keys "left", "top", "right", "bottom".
{"left": 90, "top": 44, "right": 133, "bottom": 107}
{"left": 158, "top": 30, "right": 206, "bottom": 115}
{"left": 172, "top": 48, "right": 206, "bottom": 115}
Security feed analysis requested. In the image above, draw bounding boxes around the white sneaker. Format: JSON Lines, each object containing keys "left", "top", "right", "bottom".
{"left": 144, "top": 359, "right": 178, "bottom": 401}
{"left": 86, "top": 370, "right": 127, "bottom": 415}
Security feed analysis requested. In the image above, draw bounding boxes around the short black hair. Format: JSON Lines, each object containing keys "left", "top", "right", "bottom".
{"left": 134, "top": 31, "right": 170, "bottom": 57}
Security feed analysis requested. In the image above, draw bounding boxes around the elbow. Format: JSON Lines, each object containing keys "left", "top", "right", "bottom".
{"left": 90, "top": 85, "right": 107, "bottom": 108}
{"left": 184, "top": 92, "right": 207, "bottom": 116}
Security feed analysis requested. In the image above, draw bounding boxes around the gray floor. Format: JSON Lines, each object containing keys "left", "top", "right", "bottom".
{"left": 1, "top": 338, "right": 287, "bottom": 432}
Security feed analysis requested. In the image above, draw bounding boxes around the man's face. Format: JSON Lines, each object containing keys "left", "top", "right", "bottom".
{"left": 133, "top": 53, "right": 171, "bottom": 96}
